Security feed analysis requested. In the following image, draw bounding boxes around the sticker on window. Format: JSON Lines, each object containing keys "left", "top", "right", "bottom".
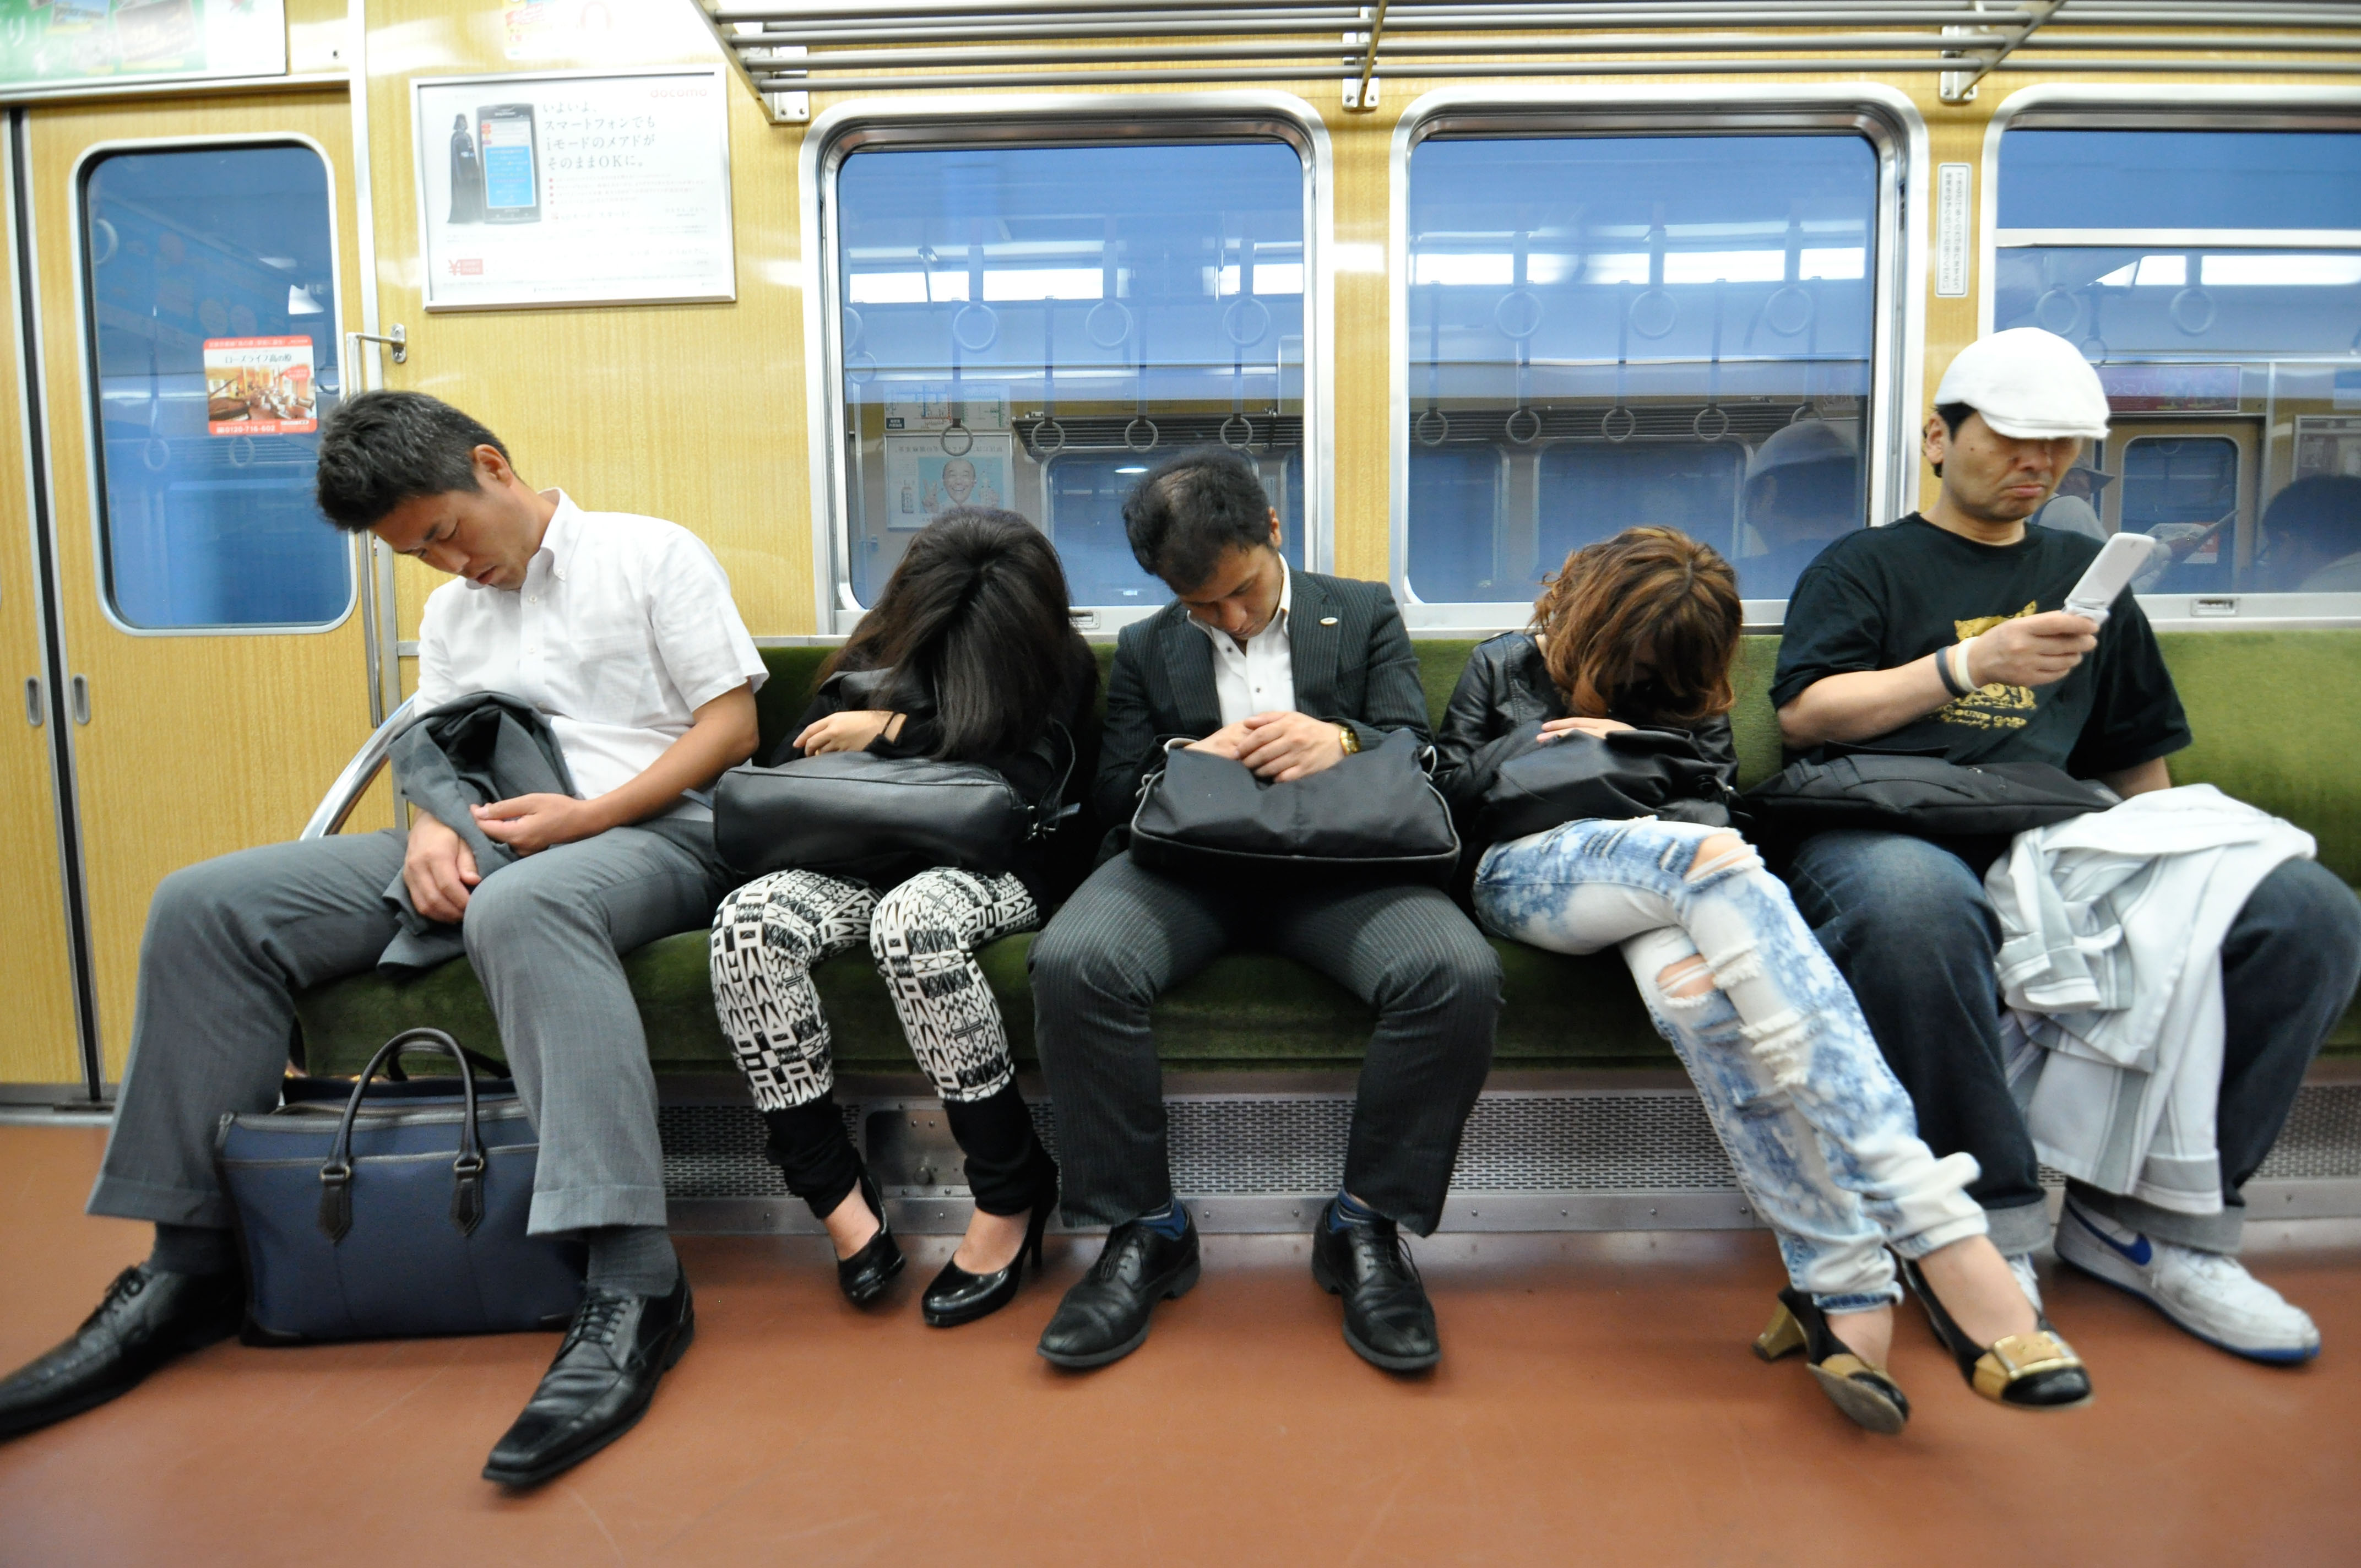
{"left": 204, "top": 336, "right": 317, "bottom": 435}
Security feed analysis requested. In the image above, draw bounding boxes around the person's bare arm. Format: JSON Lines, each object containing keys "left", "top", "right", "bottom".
{"left": 2097, "top": 756, "right": 2172, "bottom": 798}
{"left": 403, "top": 812, "right": 480, "bottom": 922}
{"left": 473, "top": 684, "right": 761, "bottom": 855}
{"left": 1777, "top": 611, "right": 2101, "bottom": 750}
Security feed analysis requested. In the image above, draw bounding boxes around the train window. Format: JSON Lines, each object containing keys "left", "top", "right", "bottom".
{"left": 1994, "top": 125, "right": 2361, "bottom": 598}
{"left": 1403, "top": 132, "right": 1882, "bottom": 609}
{"left": 829, "top": 138, "right": 1309, "bottom": 614}
{"left": 80, "top": 144, "right": 350, "bottom": 631}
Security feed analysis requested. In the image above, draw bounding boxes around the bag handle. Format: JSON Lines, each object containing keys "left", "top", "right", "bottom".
{"left": 1025, "top": 720, "right": 1082, "bottom": 841}
{"left": 317, "top": 1028, "right": 487, "bottom": 1244}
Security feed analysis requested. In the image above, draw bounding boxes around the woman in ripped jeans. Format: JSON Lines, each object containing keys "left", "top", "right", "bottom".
{"left": 1434, "top": 527, "right": 2089, "bottom": 1430}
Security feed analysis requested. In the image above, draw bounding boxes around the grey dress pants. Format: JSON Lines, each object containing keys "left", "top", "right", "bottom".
{"left": 1030, "top": 851, "right": 1502, "bottom": 1236}
{"left": 89, "top": 818, "right": 734, "bottom": 1237}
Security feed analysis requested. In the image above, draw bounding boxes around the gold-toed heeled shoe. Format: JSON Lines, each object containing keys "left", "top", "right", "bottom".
{"left": 1753, "top": 1287, "right": 1910, "bottom": 1435}
{"left": 1898, "top": 1256, "right": 2093, "bottom": 1410}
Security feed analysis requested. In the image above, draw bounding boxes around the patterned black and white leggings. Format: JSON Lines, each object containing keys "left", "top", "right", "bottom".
{"left": 710, "top": 866, "right": 1040, "bottom": 1111}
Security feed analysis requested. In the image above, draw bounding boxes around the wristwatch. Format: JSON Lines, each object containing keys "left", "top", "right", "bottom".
{"left": 1336, "top": 724, "right": 1361, "bottom": 756}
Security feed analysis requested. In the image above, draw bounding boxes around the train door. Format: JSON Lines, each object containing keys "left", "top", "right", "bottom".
{"left": 0, "top": 122, "right": 82, "bottom": 1091}
{"left": 2097, "top": 420, "right": 2261, "bottom": 595}
{"left": 19, "top": 93, "right": 374, "bottom": 1078}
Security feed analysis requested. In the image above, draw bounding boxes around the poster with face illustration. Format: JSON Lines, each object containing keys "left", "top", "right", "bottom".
{"left": 881, "top": 434, "right": 1012, "bottom": 530}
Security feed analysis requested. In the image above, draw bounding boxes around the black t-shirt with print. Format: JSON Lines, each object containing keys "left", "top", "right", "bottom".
{"left": 1770, "top": 513, "right": 2191, "bottom": 776}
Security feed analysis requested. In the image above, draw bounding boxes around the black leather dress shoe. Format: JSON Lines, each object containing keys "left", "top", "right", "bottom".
{"left": 1311, "top": 1200, "right": 1440, "bottom": 1372}
{"left": 0, "top": 1264, "right": 241, "bottom": 1440}
{"left": 482, "top": 1271, "right": 694, "bottom": 1488}
{"left": 1036, "top": 1213, "right": 1200, "bottom": 1369}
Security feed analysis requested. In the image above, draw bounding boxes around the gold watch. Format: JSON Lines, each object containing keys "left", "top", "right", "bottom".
{"left": 1336, "top": 724, "right": 1361, "bottom": 756}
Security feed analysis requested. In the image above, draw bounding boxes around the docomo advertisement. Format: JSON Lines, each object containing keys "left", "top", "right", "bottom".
{"left": 204, "top": 336, "right": 316, "bottom": 435}
{"left": 413, "top": 66, "right": 735, "bottom": 310}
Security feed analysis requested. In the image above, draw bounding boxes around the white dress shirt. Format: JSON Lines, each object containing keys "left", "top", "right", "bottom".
{"left": 413, "top": 490, "right": 768, "bottom": 819}
{"left": 1192, "top": 557, "right": 1296, "bottom": 725}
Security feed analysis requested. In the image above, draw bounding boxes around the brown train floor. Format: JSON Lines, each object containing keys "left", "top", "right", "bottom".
{"left": 2, "top": 1123, "right": 2357, "bottom": 1567}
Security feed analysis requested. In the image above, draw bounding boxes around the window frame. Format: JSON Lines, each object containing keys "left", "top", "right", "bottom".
{"left": 800, "top": 92, "right": 1334, "bottom": 636}
{"left": 1388, "top": 84, "right": 1928, "bottom": 632}
{"left": 69, "top": 133, "right": 357, "bottom": 638}
{"left": 1980, "top": 85, "right": 2361, "bottom": 632}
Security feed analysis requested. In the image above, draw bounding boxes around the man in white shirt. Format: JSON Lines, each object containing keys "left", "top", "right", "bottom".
{"left": 0, "top": 392, "right": 766, "bottom": 1486}
{"left": 1029, "top": 447, "right": 1501, "bottom": 1376}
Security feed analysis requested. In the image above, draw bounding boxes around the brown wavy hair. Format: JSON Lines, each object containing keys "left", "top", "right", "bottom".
{"left": 1528, "top": 526, "right": 1741, "bottom": 726}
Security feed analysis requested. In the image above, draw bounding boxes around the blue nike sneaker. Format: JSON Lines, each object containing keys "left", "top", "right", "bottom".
{"left": 2056, "top": 1199, "right": 2320, "bottom": 1364}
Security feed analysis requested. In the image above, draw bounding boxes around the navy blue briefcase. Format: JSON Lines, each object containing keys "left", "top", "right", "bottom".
{"left": 214, "top": 1028, "right": 586, "bottom": 1344}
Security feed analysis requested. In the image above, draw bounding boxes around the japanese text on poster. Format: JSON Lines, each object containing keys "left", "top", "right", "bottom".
{"left": 204, "top": 336, "right": 316, "bottom": 435}
{"left": 413, "top": 67, "right": 734, "bottom": 310}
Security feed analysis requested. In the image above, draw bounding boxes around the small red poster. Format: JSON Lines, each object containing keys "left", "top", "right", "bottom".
{"left": 204, "top": 335, "right": 317, "bottom": 435}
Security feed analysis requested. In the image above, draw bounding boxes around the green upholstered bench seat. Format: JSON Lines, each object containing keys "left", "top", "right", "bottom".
{"left": 294, "top": 631, "right": 2361, "bottom": 1079}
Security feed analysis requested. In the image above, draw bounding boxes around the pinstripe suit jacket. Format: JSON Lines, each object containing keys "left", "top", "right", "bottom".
{"left": 1092, "top": 569, "right": 1431, "bottom": 829}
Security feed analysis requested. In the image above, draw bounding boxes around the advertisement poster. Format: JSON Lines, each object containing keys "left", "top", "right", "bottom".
{"left": 204, "top": 335, "right": 315, "bottom": 435}
{"left": 413, "top": 66, "right": 734, "bottom": 310}
{"left": 0, "top": 0, "right": 285, "bottom": 92}
{"left": 882, "top": 434, "right": 1012, "bottom": 531}
{"left": 2295, "top": 416, "right": 2361, "bottom": 484}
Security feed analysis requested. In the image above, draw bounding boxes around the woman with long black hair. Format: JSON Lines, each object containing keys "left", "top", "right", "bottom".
{"left": 710, "top": 506, "right": 1097, "bottom": 1326}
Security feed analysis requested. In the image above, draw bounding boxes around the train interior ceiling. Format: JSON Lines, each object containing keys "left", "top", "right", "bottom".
{"left": 4, "top": 2, "right": 2361, "bottom": 1562}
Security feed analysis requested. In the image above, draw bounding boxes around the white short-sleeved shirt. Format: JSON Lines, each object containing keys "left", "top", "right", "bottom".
{"left": 1191, "top": 556, "right": 1295, "bottom": 725}
{"left": 412, "top": 490, "right": 767, "bottom": 819}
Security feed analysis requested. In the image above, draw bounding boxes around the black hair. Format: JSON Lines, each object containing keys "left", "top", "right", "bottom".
{"left": 824, "top": 506, "right": 1088, "bottom": 760}
{"left": 1929, "top": 401, "right": 1977, "bottom": 478}
{"left": 314, "top": 389, "right": 511, "bottom": 532}
{"left": 1121, "top": 446, "right": 1276, "bottom": 591}
{"left": 2261, "top": 474, "right": 2361, "bottom": 571}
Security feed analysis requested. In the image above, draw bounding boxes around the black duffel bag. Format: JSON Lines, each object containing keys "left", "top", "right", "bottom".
{"left": 214, "top": 1029, "right": 585, "bottom": 1344}
{"left": 1480, "top": 722, "right": 1741, "bottom": 843}
{"left": 1129, "top": 726, "right": 1460, "bottom": 886}
{"left": 714, "top": 724, "right": 1074, "bottom": 883}
{"left": 1743, "top": 748, "right": 2116, "bottom": 839}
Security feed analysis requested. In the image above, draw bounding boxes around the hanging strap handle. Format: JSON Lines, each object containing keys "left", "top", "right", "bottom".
{"left": 318, "top": 1028, "right": 486, "bottom": 1243}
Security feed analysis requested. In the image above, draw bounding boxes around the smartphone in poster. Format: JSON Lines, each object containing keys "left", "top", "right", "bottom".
{"left": 203, "top": 336, "right": 316, "bottom": 435}
{"left": 882, "top": 435, "right": 1012, "bottom": 530}
{"left": 413, "top": 67, "right": 732, "bottom": 309}
{"left": 478, "top": 103, "right": 541, "bottom": 223}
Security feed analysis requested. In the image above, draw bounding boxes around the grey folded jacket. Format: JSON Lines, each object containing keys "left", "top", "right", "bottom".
{"left": 379, "top": 692, "right": 576, "bottom": 977}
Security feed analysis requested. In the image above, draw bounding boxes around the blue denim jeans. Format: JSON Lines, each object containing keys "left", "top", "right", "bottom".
{"left": 1475, "top": 816, "right": 1987, "bottom": 1310}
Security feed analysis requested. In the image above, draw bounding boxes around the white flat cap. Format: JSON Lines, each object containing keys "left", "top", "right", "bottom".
{"left": 1934, "top": 327, "right": 2112, "bottom": 441}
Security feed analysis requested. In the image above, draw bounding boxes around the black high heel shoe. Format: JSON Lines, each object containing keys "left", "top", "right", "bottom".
{"left": 832, "top": 1169, "right": 904, "bottom": 1308}
{"left": 921, "top": 1158, "right": 1059, "bottom": 1329}
{"left": 1899, "top": 1255, "right": 2092, "bottom": 1410}
{"left": 1753, "top": 1286, "right": 1911, "bottom": 1434}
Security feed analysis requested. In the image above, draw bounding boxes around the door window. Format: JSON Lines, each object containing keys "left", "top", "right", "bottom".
{"left": 80, "top": 143, "right": 349, "bottom": 630}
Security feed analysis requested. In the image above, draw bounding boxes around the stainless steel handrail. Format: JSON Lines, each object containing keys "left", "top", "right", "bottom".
{"left": 300, "top": 696, "right": 419, "bottom": 841}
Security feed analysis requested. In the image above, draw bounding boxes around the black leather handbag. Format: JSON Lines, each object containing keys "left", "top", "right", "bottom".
{"left": 1743, "top": 750, "right": 2116, "bottom": 839}
{"left": 1480, "top": 723, "right": 1740, "bottom": 843}
{"left": 1128, "top": 726, "right": 1461, "bottom": 885}
{"left": 713, "top": 724, "right": 1075, "bottom": 883}
{"left": 213, "top": 1029, "right": 586, "bottom": 1345}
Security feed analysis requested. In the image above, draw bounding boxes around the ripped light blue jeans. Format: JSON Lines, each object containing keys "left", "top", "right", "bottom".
{"left": 1474, "top": 816, "right": 1987, "bottom": 1311}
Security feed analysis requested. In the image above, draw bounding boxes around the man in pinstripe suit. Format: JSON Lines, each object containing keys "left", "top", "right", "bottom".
{"left": 1030, "top": 447, "right": 1502, "bottom": 1374}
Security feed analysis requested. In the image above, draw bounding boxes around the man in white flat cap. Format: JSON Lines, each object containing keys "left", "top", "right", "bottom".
{"left": 1770, "top": 327, "right": 2360, "bottom": 1365}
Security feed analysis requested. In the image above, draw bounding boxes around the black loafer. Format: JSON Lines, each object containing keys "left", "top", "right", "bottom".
{"left": 1311, "top": 1200, "right": 1440, "bottom": 1372}
{"left": 834, "top": 1171, "right": 905, "bottom": 1309}
{"left": 0, "top": 1264, "right": 242, "bottom": 1440}
{"left": 1037, "top": 1213, "right": 1200, "bottom": 1369}
{"left": 482, "top": 1270, "right": 694, "bottom": 1488}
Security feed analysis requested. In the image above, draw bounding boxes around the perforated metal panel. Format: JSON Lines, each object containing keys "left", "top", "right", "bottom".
{"left": 658, "top": 1084, "right": 2361, "bottom": 1212}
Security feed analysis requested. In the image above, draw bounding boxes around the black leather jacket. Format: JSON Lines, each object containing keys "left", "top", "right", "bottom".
{"left": 1432, "top": 632, "right": 1738, "bottom": 848}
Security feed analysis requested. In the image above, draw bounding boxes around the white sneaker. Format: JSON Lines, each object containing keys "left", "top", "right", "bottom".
{"left": 2057, "top": 1201, "right": 2321, "bottom": 1364}
{"left": 2007, "top": 1252, "right": 2044, "bottom": 1316}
